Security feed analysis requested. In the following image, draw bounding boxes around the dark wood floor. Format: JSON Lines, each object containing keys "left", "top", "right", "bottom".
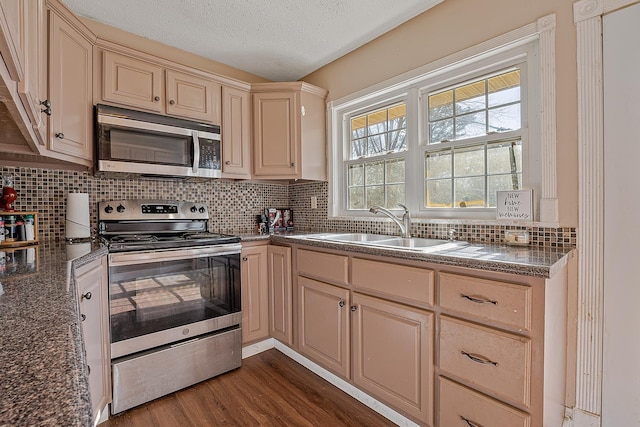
{"left": 103, "top": 349, "right": 397, "bottom": 426}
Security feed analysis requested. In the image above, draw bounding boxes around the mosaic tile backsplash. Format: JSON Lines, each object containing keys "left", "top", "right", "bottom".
{"left": 1, "top": 166, "right": 575, "bottom": 248}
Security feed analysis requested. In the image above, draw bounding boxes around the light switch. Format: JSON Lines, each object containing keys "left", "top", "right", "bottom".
{"left": 310, "top": 196, "right": 318, "bottom": 209}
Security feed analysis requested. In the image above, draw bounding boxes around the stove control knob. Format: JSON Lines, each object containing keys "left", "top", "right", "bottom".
{"left": 104, "top": 205, "right": 113, "bottom": 214}
{"left": 117, "top": 204, "right": 125, "bottom": 213}
{"left": 199, "top": 207, "right": 206, "bottom": 213}
{"left": 190, "top": 206, "right": 197, "bottom": 213}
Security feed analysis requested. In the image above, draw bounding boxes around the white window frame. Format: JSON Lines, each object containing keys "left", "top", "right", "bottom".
{"left": 327, "top": 15, "right": 558, "bottom": 225}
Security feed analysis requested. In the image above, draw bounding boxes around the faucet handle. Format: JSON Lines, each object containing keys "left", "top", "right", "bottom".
{"left": 398, "top": 203, "right": 409, "bottom": 213}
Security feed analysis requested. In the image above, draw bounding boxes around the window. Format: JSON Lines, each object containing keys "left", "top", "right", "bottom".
{"left": 328, "top": 25, "right": 550, "bottom": 221}
{"left": 424, "top": 69, "right": 524, "bottom": 209}
{"left": 346, "top": 103, "right": 407, "bottom": 209}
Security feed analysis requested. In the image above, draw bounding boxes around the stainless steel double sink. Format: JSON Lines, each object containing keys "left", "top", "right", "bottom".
{"left": 296, "top": 233, "right": 466, "bottom": 252}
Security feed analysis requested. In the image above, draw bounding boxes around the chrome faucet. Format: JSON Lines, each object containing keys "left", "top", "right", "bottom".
{"left": 369, "top": 203, "right": 411, "bottom": 238}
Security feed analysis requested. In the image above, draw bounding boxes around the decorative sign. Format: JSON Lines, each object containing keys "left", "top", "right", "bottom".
{"left": 496, "top": 190, "right": 533, "bottom": 220}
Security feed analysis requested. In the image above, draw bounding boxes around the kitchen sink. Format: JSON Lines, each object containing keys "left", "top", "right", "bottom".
{"left": 297, "top": 233, "right": 466, "bottom": 252}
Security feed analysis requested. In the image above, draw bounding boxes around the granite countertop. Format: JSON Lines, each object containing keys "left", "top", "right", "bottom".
{"left": 269, "top": 233, "right": 575, "bottom": 278}
{"left": 0, "top": 240, "right": 106, "bottom": 427}
{"left": 0, "top": 232, "right": 574, "bottom": 425}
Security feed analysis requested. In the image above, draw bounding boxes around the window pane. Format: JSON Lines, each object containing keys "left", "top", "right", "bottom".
{"left": 455, "top": 111, "right": 486, "bottom": 139}
{"left": 386, "top": 159, "right": 405, "bottom": 183}
{"left": 366, "top": 186, "right": 384, "bottom": 207}
{"left": 487, "top": 174, "right": 522, "bottom": 207}
{"left": 488, "top": 70, "right": 521, "bottom": 107}
{"left": 488, "top": 104, "right": 521, "bottom": 133}
{"left": 487, "top": 140, "right": 522, "bottom": 174}
{"left": 429, "top": 90, "right": 453, "bottom": 121}
{"left": 454, "top": 145, "right": 484, "bottom": 177}
{"left": 367, "top": 135, "right": 385, "bottom": 156}
{"left": 425, "top": 150, "right": 452, "bottom": 179}
{"left": 351, "top": 116, "right": 366, "bottom": 139}
{"left": 348, "top": 164, "right": 364, "bottom": 186}
{"left": 388, "top": 130, "right": 407, "bottom": 152}
{"left": 425, "top": 179, "right": 452, "bottom": 208}
{"left": 430, "top": 118, "right": 454, "bottom": 143}
{"left": 367, "top": 110, "right": 387, "bottom": 134}
{"left": 455, "top": 176, "right": 485, "bottom": 207}
{"left": 349, "top": 187, "right": 365, "bottom": 210}
{"left": 455, "top": 80, "right": 485, "bottom": 113}
{"left": 388, "top": 104, "right": 406, "bottom": 130}
{"left": 386, "top": 184, "right": 405, "bottom": 208}
{"left": 351, "top": 138, "right": 366, "bottom": 159}
{"left": 365, "top": 161, "right": 384, "bottom": 185}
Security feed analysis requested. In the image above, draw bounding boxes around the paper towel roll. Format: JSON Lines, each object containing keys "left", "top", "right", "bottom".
{"left": 66, "top": 242, "right": 92, "bottom": 260}
{"left": 65, "top": 193, "right": 91, "bottom": 239}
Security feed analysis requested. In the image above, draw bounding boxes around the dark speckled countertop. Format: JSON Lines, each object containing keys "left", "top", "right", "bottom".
{"left": 0, "top": 241, "right": 105, "bottom": 427}
{"left": 0, "top": 232, "right": 574, "bottom": 426}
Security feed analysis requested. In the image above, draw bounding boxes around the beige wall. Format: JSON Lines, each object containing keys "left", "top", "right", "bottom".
{"left": 303, "top": 0, "right": 578, "bottom": 227}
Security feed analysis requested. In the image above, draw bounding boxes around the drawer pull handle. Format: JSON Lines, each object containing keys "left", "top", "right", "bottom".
{"left": 460, "top": 415, "right": 484, "bottom": 427}
{"left": 461, "top": 351, "right": 498, "bottom": 366}
{"left": 460, "top": 294, "right": 497, "bottom": 305}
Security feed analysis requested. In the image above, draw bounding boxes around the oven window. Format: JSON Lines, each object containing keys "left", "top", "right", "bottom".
{"left": 109, "top": 254, "right": 240, "bottom": 343}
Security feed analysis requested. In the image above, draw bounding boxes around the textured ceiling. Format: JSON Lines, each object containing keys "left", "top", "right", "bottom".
{"left": 60, "top": 0, "right": 443, "bottom": 81}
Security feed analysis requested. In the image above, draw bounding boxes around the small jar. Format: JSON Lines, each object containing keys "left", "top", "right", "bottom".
{"left": 4, "top": 215, "right": 17, "bottom": 242}
{"left": 0, "top": 217, "right": 4, "bottom": 243}
{"left": 24, "top": 214, "right": 35, "bottom": 241}
{"left": 16, "top": 216, "right": 26, "bottom": 241}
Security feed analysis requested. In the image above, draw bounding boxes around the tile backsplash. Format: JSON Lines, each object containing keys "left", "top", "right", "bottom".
{"left": 1, "top": 166, "right": 575, "bottom": 248}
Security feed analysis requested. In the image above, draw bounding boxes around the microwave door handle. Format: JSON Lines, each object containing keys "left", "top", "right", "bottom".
{"left": 192, "top": 131, "right": 200, "bottom": 174}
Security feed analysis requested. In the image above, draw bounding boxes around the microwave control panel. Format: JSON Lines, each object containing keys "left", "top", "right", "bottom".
{"left": 199, "top": 138, "right": 221, "bottom": 171}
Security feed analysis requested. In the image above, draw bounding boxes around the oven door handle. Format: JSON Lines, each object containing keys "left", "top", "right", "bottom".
{"left": 109, "top": 244, "right": 242, "bottom": 266}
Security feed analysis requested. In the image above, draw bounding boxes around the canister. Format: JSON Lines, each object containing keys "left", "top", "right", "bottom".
{"left": 24, "top": 214, "right": 35, "bottom": 241}
{"left": 3, "top": 215, "right": 16, "bottom": 242}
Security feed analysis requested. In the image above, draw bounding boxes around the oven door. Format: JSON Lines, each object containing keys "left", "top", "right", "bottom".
{"left": 108, "top": 244, "right": 241, "bottom": 358}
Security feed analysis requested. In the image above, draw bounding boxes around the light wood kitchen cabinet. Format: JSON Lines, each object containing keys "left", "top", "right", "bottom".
{"left": 48, "top": 5, "right": 93, "bottom": 162}
{"left": 101, "top": 50, "right": 222, "bottom": 124}
{"left": 252, "top": 82, "right": 327, "bottom": 180}
{"left": 241, "top": 244, "right": 269, "bottom": 344}
{"left": 0, "top": 0, "right": 26, "bottom": 81}
{"left": 221, "top": 85, "right": 251, "bottom": 178}
{"left": 352, "top": 292, "right": 433, "bottom": 425}
{"left": 267, "top": 245, "right": 292, "bottom": 345}
{"left": 297, "top": 276, "right": 350, "bottom": 377}
{"left": 74, "top": 255, "right": 111, "bottom": 424}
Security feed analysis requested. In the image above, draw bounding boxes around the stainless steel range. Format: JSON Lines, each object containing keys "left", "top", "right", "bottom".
{"left": 99, "top": 199, "right": 242, "bottom": 414}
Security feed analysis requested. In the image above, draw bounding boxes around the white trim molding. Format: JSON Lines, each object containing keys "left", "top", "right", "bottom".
{"left": 573, "top": 0, "right": 640, "bottom": 424}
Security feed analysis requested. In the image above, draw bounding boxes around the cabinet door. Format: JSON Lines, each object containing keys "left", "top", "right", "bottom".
{"left": 241, "top": 245, "right": 269, "bottom": 344}
{"left": 102, "top": 50, "right": 163, "bottom": 113}
{"left": 252, "top": 91, "right": 298, "bottom": 177}
{"left": 221, "top": 85, "right": 251, "bottom": 178}
{"left": 166, "top": 69, "right": 220, "bottom": 123}
{"left": 75, "top": 256, "right": 111, "bottom": 423}
{"left": 0, "top": 0, "right": 26, "bottom": 81}
{"left": 352, "top": 293, "right": 434, "bottom": 425}
{"left": 267, "top": 245, "right": 292, "bottom": 345}
{"left": 48, "top": 11, "right": 93, "bottom": 160}
{"left": 17, "top": 0, "right": 46, "bottom": 144}
{"left": 298, "top": 276, "right": 350, "bottom": 377}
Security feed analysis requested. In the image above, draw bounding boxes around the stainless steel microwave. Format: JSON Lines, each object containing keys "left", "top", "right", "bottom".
{"left": 95, "top": 104, "right": 221, "bottom": 179}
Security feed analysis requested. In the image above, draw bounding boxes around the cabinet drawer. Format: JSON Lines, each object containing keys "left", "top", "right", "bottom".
{"left": 439, "top": 272, "right": 532, "bottom": 331}
{"left": 439, "top": 316, "right": 531, "bottom": 407}
{"left": 438, "top": 377, "right": 530, "bottom": 427}
{"left": 297, "top": 249, "right": 348, "bottom": 286}
{"left": 352, "top": 258, "right": 433, "bottom": 305}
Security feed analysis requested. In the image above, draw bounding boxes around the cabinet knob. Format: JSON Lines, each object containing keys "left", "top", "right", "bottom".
{"left": 338, "top": 300, "right": 345, "bottom": 308}
{"left": 291, "top": 162, "right": 296, "bottom": 167}
{"left": 169, "top": 99, "right": 176, "bottom": 105}
{"left": 82, "top": 291, "right": 92, "bottom": 300}
{"left": 40, "top": 99, "right": 52, "bottom": 116}
{"left": 87, "top": 365, "right": 91, "bottom": 375}
{"left": 225, "top": 161, "right": 231, "bottom": 165}
{"left": 154, "top": 96, "right": 160, "bottom": 101}
{"left": 55, "top": 133, "right": 64, "bottom": 139}
{"left": 242, "top": 257, "right": 248, "bottom": 261}
{"left": 81, "top": 314, "right": 86, "bottom": 321}
{"left": 350, "top": 305, "right": 357, "bottom": 312}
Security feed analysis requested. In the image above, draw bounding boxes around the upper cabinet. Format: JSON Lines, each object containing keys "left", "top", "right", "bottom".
{"left": 221, "top": 85, "right": 251, "bottom": 179}
{"left": 252, "top": 82, "right": 328, "bottom": 180}
{"left": 100, "top": 49, "right": 222, "bottom": 124}
{"left": 0, "top": 0, "right": 26, "bottom": 81}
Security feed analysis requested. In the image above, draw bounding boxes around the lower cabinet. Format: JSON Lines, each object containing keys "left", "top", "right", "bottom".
{"left": 240, "top": 244, "right": 269, "bottom": 344}
{"left": 352, "top": 292, "right": 433, "bottom": 424}
{"left": 74, "top": 255, "right": 110, "bottom": 423}
{"left": 267, "top": 245, "right": 292, "bottom": 345}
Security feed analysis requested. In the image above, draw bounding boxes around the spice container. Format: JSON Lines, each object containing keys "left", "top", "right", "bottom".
{"left": 3, "top": 215, "right": 17, "bottom": 242}
{"left": 24, "top": 214, "right": 35, "bottom": 241}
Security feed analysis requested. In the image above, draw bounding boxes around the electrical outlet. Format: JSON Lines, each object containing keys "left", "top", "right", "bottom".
{"left": 310, "top": 196, "right": 318, "bottom": 209}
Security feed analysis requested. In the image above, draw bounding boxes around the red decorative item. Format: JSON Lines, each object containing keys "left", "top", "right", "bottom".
{"left": 2, "top": 186, "right": 17, "bottom": 211}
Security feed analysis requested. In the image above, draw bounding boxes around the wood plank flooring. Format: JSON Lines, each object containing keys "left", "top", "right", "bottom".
{"left": 103, "top": 349, "right": 397, "bottom": 427}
